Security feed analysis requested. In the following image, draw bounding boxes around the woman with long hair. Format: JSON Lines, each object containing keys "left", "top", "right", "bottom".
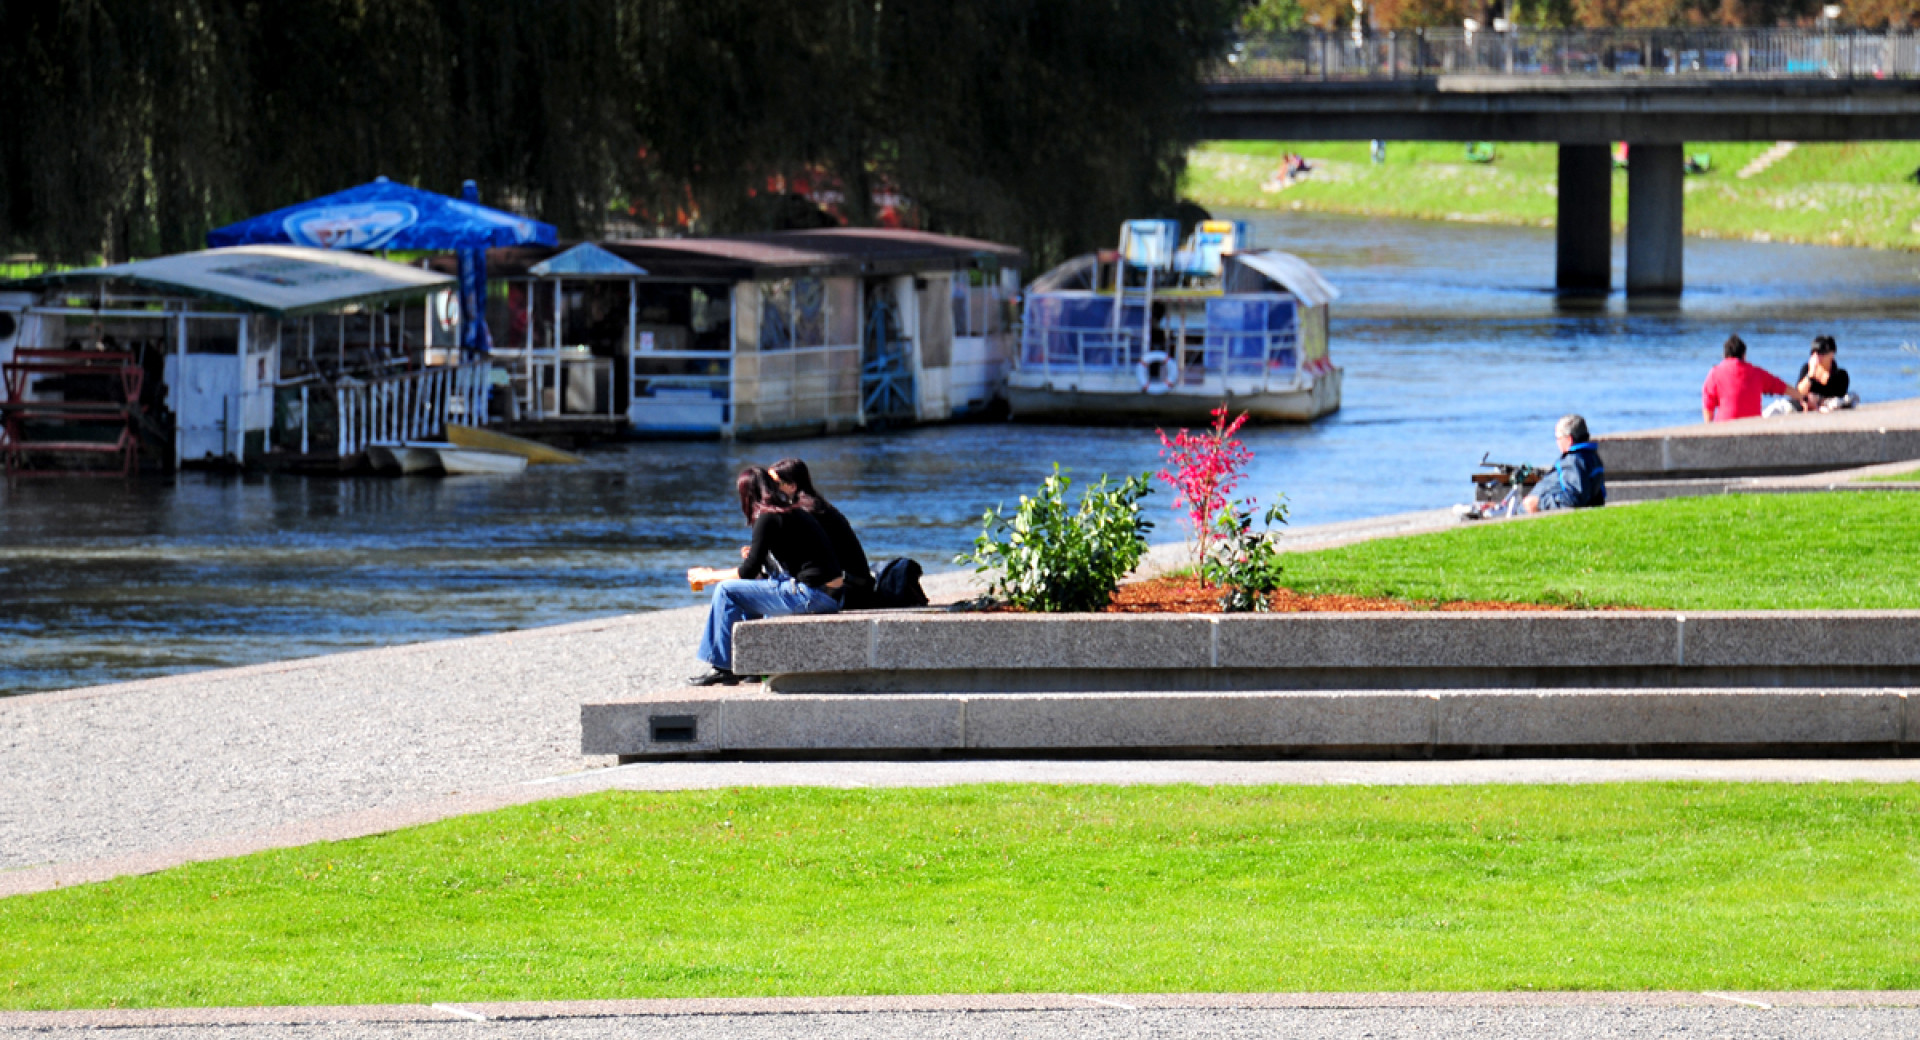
{"left": 769, "top": 457, "right": 875, "bottom": 606}
{"left": 692, "top": 466, "right": 844, "bottom": 685}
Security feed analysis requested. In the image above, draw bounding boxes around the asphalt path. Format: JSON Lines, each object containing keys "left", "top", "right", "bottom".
{"left": 6, "top": 994, "right": 1920, "bottom": 1040}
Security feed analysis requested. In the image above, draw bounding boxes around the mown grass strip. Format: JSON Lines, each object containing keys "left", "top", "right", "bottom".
{"left": 1184, "top": 140, "right": 1920, "bottom": 250}
{"left": 3, "top": 783, "right": 1919, "bottom": 1008}
{"left": 1278, "top": 492, "right": 1920, "bottom": 610}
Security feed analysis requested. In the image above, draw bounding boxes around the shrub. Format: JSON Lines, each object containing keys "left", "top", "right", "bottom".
{"left": 1201, "top": 499, "right": 1289, "bottom": 612}
{"left": 957, "top": 465, "right": 1154, "bottom": 613}
{"left": 1157, "top": 405, "right": 1252, "bottom": 573}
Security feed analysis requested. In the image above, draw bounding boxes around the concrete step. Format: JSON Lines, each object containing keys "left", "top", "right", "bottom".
{"left": 729, "top": 610, "right": 1920, "bottom": 694}
{"left": 1597, "top": 397, "right": 1920, "bottom": 480}
{"left": 583, "top": 685, "right": 1916, "bottom": 760}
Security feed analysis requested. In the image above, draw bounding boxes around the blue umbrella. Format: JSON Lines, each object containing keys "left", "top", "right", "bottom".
{"left": 207, "top": 177, "right": 557, "bottom": 354}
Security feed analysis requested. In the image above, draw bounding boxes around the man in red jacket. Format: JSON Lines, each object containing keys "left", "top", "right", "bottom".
{"left": 1702, "top": 335, "right": 1804, "bottom": 422}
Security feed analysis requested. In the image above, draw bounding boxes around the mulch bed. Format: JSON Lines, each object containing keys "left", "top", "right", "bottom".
{"left": 1100, "top": 574, "right": 1575, "bottom": 614}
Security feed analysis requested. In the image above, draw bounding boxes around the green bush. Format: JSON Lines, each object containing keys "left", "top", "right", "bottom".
{"left": 1200, "top": 499, "right": 1289, "bottom": 612}
{"left": 957, "top": 465, "right": 1154, "bottom": 613}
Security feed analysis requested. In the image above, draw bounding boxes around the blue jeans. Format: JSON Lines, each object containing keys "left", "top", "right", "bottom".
{"left": 697, "top": 577, "right": 841, "bottom": 671}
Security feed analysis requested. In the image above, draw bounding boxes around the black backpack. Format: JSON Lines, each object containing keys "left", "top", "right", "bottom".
{"left": 871, "top": 558, "right": 928, "bottom": 609}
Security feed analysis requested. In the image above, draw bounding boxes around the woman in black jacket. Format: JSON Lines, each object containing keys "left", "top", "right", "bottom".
{"left": 769, "top": 457, "right": 876, "bottom": 606}
{"left": 691, "top": 467, "right": 843, "bottom": 686}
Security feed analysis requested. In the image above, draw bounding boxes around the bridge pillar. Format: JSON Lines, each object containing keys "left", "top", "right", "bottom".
{"left": 1555, "top": 145, "right": 1612, "bottom": 294}
{"left": 1626, "top": 144, "right": 1684, "bottom": 296}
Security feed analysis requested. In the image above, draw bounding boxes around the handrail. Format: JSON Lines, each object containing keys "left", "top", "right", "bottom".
{"left": 331, "top": 362, "right": 491, "bottom": 457}
{"left": 1216, "top": 27, "right": 1920, "bottom": 82}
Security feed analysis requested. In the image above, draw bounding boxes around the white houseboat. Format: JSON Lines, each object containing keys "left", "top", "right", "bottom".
{"left": 1007, "top": 219, "right": 1341, "bottom": 424}
{"left": 459, "top": 228, "right": 1023, "bottom": 440}
{"left": 2, "top": 245, "right": 483, "bottom": 474}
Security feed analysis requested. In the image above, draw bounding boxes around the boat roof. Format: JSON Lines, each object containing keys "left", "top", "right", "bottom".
{"left": 459, "top": 227, "right": 1024, "bottom": 282}
{"left": 1229, "top": 251, "right": 1340, "bottom": 307}
{"left": 11, "top": 245, "right": 454, "bottom": 317}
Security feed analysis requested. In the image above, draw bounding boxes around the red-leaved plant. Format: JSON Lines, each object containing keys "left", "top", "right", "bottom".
{"left": 1156, "top": 405, "right": 1252, "bottom": 581}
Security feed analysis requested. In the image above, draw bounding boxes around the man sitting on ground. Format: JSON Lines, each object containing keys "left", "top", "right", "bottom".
{"left": 1702, "top": 334, "right": 1803, "bottom": 422}
{"left": 1524, "top": 414, "right": 1607, "bottom": 513}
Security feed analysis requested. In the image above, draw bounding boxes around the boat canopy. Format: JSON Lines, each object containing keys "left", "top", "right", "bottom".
{"left": 205, "top": 177, "right": 557, "bottom": 251}
{"left": 15, "top": 245, "right": 455, "bottom": 317}
{"left": 1225, "top": 251, "right": 1340, "bottom": 308}
{"left": 528, "top": 243, "right": 649, "bottom": 279}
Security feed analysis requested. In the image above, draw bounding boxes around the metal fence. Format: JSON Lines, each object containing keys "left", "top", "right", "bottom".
{"left": 1217, "top": 28, "right": 1920, "bottom": 81}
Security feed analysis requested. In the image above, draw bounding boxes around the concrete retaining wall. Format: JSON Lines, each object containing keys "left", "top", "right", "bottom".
{"left": 733, "top": 612, "right": 1920, "bottom": 692}
{"left": 582, "top": 685, "right": 1914, "bottom": 759}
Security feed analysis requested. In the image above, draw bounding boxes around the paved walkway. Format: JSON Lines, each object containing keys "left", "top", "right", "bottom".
{"left": 3, "top": 992, "right": 1918, "bottom": 1039}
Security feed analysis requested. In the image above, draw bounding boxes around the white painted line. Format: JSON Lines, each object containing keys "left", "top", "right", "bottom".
{"left": 1701, "top": 992, "right": 1773, "bottom": 1009}
{"left": 1073, "top": 994, "right": 1139, "bottom": 1011}
{"left": 432, "top": 1003, "right": 489, "bottom": 1021}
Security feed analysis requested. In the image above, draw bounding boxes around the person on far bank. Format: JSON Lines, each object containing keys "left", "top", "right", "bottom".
{"left": 769, "top": 457, "right": 877, "bottom": 608}
{"left": 1523, "top": 414, "right": 1607, "bottom": 513}
{"left": 1702, "top": 334, "right": 1803, "bottom": 423}
{"left": 690, "top": 467, "right": 843, "bottom": 687}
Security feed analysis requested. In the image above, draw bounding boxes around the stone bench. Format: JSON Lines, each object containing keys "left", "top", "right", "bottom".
{"left": 734, "top": 612, "right": 1920, "bottom": 692}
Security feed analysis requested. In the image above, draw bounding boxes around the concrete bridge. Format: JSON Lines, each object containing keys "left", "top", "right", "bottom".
{"left": 1200, "top": 29, "right": 1920, "bottom": 295}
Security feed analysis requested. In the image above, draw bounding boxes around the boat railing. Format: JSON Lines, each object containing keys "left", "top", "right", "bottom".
{"left": 325, "top": 362, "right": 491, "bottom": 457}
{"left": 1020, "top": 321, "right": 1302, "bottom": 390}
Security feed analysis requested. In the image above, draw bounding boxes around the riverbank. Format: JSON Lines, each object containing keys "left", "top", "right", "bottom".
{"left": 1184, "top": 141, "right": 1920, "bottom": 251}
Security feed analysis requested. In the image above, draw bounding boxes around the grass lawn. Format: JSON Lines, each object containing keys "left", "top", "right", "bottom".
{"left": 1278, "top": 492, "right": 1920, "bottom": 610}
{"left": 1861, "top": 467, "right": 1920, "bottom": 482}
{"left": 4, "top": 783, "right": 1920, "bottom": 1008}
{"left": 1185, "top": 140, "right": 1920, "bottom": 250}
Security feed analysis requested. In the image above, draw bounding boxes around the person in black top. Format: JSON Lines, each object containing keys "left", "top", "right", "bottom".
{"left": 691, "top": 467, "right": 843, "bottom": 686}
{"left": 769, "top": 457, "right": 877, "bottom": 606}
{"left": 1796, "top": 335, "right": 1855, "bottom": 411}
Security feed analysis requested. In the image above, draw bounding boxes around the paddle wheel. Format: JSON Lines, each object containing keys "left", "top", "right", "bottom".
{"left": 1, "top": 348, "right": 146, "bottom": 477}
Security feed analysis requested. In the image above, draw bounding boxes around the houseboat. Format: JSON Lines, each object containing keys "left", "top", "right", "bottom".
{"left": 1006, "top": 219, "right": 1341, "bottom": 424}
{"left": 458, "top": 228, "right": 1022, "bottom": 440}
{"left": 2, "top": 245, "right": 483, "bottom": 474}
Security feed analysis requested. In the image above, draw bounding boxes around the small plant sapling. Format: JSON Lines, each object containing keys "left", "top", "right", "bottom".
{"left": 1157, "top": 405, "right": 1252, "bottom": 580}
{"left": 956, "top": 464, "right": 1154, "bottom": 613}
{"left": 1201, "top": 498, "right": 1290, "bottom": 612}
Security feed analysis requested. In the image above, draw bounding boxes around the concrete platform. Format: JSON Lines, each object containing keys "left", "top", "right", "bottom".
{"left": 583, "top": 611, "right": 1920, "bottom": 759}
{"left": 1598, "top": 397, "right": 1920, "bottom": 480}
{"left": 583, "top": 685, "right": 1914, "bottom": 759}
{"left": 735, "top": 611, "right": 1920, "bottom": 693}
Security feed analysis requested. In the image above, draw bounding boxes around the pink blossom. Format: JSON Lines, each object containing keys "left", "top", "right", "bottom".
{"left": 1156, "top": 405, "right": 1252, "bottom": 583}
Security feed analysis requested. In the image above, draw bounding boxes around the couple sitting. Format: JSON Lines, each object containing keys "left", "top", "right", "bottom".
{"left": 691, "top": 458, "right": 875, "bottom": 687}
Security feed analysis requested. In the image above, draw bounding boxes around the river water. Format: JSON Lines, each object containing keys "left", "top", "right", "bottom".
{"left": 4, "top": 212, "right": 1918, "bottom": 695}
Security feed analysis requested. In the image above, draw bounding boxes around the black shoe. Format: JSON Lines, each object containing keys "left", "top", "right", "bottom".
{"left": 688, "top": 668, "right": 738, "bottom": 687}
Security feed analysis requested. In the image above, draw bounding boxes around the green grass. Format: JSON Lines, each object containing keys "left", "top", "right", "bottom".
{"left": 1861, "top": 467, "right": 1920, "bottom": 483}
{"left": 4, "top": 783, "right": 1920, "bottom": 1008}
{"left": 1277, "top": 493, "right": 1920, "bottom": 610}
{"left": 1185, "top": 140, "right": 1920, "bottom": 250}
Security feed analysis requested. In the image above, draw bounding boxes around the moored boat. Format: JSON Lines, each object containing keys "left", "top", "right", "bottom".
{"left": 1007, "top": 219, "right": 1341, "bottom": 424}
{"left": 366, "top": 442, "right": 443, "bottom": 475}
{"left": 396, "top": 441, "right": 530, "bottom": 476}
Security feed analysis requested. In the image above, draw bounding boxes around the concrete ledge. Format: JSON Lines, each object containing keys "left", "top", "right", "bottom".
{"left": 735, "top": 611, "right": 1920, "bottom": 690}
{"left": 1597, "top": 397, "right": 1920, "bottom": 480}
{"left": 583, "top": 686, "right": 1915, "bottom": 759}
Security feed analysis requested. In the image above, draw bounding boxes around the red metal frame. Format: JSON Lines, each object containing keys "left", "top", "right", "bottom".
{"left": 1, "top": 349, "right": 146, "bottom": 478}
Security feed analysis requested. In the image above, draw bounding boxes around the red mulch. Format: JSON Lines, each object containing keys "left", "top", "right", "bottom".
{"left": 1099, "top": 575, "right": 1574, "bottom": 613}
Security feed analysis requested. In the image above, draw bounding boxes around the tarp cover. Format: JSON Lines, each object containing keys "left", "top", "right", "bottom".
{"left": 20, "top": 245, "right": 455, "bottom": 317}
{"left": 205, "top": 177, "right": 557, "bottom": 251}
{"left": 529, "top": 243, "right": 649, "bottom": 279}
{"left": 1226, "top": 251, "right": 1340, "bottom": 308}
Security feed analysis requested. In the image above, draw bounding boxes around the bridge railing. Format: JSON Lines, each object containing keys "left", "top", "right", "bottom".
{"left": 1217, "top": 28, "right": 1920, "bottom": 82}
